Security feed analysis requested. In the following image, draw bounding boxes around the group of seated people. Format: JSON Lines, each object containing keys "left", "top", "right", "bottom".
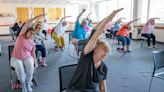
{"left": 10, "top": 14, "right": 48, "bottom": 92}
{"left": 105, "top": 17, "right": 159, "bottom": 52}
{"left": 9, "top": 7, "right": 160, "bottom": 92}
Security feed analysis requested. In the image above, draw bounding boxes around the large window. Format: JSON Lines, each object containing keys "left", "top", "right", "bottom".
{"left": 16, "top": 7, "right": 29, "bottom": 22}
{"left": 65, "top": 4, "right": 79, "bottom": 22}
{"left": 48, "top": 8, "right": 64, "bottom": 21}
{"left": 149, "top": 0, "right": 164, "bottom": 23}
{"left": 98, "top": 0, "right": 133, "bottom": 22}
{"left": 140, "top": 0, "right": 164, "bottom": 23}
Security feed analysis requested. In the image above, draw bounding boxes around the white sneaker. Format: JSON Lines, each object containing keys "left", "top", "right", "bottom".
{"left": 27, "top": 84, "right": 33, "bottom": 92}
{"left": 148, "top": 46, "right": 151, "bottom": 48}
{"left": 152, "top": 45, "right": 156, "bottom": 48}
{"left": 22, "top": 83, "right": 27, "bottom": 92}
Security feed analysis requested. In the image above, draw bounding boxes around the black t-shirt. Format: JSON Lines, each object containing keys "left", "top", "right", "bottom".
{"left": 68, "top": 51, "right": 108, "bottom": 92}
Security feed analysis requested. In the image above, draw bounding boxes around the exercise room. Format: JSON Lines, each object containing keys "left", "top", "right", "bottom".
{"left": 0, "top": 0, "right": 164, "bottom": 92}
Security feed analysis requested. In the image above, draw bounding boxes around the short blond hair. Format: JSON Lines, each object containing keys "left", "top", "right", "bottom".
{"left": 96, "top": 39, "right": 111, "bottom": 54}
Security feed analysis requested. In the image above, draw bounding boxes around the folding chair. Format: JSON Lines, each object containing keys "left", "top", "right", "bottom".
{"left": 68, "top": 32, "right": 80, "bottom": 59}
{"left": 59, "top": 64, "right": 77, "bottom": 92}
{"left": 148, "top": 49, "right": 164, "bottom": 92}
{"left": 8, "top": 45, "right": 38, "bottom": 90}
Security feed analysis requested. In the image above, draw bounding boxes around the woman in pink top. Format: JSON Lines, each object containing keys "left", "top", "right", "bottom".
{"left": 141, "top": 18, "right": 160, "bottom": 48}
{"left": 10, "top": 14, "right": 45, "bottom": 92}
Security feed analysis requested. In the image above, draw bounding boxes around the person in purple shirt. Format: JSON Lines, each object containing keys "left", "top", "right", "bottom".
{"left": 141, "top": 18, "right": 160, "bottom": 48}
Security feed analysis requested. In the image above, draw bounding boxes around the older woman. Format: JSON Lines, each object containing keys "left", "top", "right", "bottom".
{"left": 116, "top": 18, "right": 139, "bottom": 52}
{"left": 10, "top": 14, "right": 45, "bottom": 92}
{"left": 141, "top": 18, "right": 160, "bottom": 48}
{"left": 67, "top": 8, "right": 123, "bottom": 92}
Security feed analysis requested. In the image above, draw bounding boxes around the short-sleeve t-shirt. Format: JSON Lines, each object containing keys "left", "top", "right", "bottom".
{"left": 72, "top": 20, "right": 86, "bottom": 40}
{"left": 68, "top": 51, "right": 108, "bottom": 92}
{"left": 116, "top": 25, "right": 129, "bottom": 37}
{"left": 12, "top": 35, "right": 35, "bottom": 60}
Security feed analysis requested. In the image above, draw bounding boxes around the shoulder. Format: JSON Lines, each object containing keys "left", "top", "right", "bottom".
{"left": 101, "top": 62, "right": 108, "bottom": 72}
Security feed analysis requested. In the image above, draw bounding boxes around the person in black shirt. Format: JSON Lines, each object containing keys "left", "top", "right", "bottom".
{"left": 67, "top": 8, "right": 124, "bottom": 92}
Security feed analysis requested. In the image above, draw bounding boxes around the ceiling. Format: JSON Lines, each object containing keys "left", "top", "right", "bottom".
{"left": 0, "top": 0, "right": 105, "bottom": 4}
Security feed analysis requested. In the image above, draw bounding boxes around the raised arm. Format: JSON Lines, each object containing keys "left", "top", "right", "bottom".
{"left": 126, "top": 18, "right": 140, "bottom": 26}
{"left": 58, "top": 16, "right": 71, "bottom": 25}
{"left": 76, "top": 9, "right": 86, "bottom": 21}
{"left": 86, "top": 12, "right": 92, "bottom": 19}
{"left": 147, "top": 17, "right": 160, "bottom": 24}
{"left": 116, "top": 17, "right": 125, "bottom": 23}
{"left": 84, "top": 8, "right": 124, "bottom": 55}
{"left": 19, "top": 14, "right": 45, "bottom": 36}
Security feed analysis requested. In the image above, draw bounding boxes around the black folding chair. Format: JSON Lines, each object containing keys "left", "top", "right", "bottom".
{"left": 8, "top": 45, "right": 38, "bottom": 90}
{"left": 148, "top": 49, "right": 164, "bottom": 92}
{"left": 59, "top": 64, "right": 77, "bottom": 92}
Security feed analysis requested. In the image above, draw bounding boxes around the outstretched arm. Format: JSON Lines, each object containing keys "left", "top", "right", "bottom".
{"left": 19, "top": 14, "right": 45, "bottom": 36}
{"left": 126, "top": 18, "right": 140, "bottom": 26}
{"left": 86, "top": 12, "right": 92, "bottom": 18}
{"left": 76, "top": 9, "right": 86, "bottom": 21}
{"left": 84, "top": 8, "right": 124, "bottom": 55}
{"left": 147, "top": 17, "right": 160, "bottom": 24}
{"left": 56, "top": 16, "right": 71, "bottom": 26}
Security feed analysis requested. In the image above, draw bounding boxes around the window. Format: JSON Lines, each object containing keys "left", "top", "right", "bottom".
{"left": 48, "top": 8, "right": 64, "bottom": 21}
{"left": 34, "top": 8, "right": 45, "bottom": 17}
{"left": 65, "top": 4, "right": 79, "bottom": 22}
{"left": 149, "top": 0, "right": 164, "bottom": 23}
{"left": 98, "top": 0, "right": 133, "bottom": 22}
{"left": 118, "top": 0, "right": 133, "bottom": 22}
{"left": 16, "top": 7, "right": 29, "bottom": 23}
{"left": 140, "top": 0, "right": 149, "bottom": 23}
{"left": 34, "top": 8, "right": 45, "bottom": 21}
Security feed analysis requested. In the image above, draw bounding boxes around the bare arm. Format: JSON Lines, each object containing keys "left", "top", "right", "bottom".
{"left": 84, "top": 8, "right": 124, "bottom": 55}
{"left": 31, "top": 46, "right": 38, "bottom": 68}
{"left": 76, "top": 9, "right": 86, "bottom": 21}
{"left": 86, "top": 12, "right": 92, "bottom": 18}
{"left": 19, "top": 14, "right": 45, "bottom": 36}
{"left": 56, "top": 16, "right": 71, "bottom": 26}
{"left": 126, "top": 18, "right": 140, "bottom": 26}
{"left": 99, "top": 80, "right": 107, "bottom": 92}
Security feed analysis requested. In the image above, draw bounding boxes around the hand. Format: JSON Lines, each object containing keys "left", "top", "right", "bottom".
{"left": 34, "top": 62, "right": 38, "bottom": 68}
{"left": 37, "top": 14, "right": 46, "bottom": 18}
{"left": 82, "top": 9, "right": 86, "bottom": 12}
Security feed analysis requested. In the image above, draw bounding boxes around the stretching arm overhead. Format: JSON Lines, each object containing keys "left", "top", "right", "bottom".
{"left": 19, "top": 14, "right": 45, "bottom": 36}
{"left": 126, "top": 18, "right": 140, "bottom": 26}
{"left": 76, "top": 9, "right": 86, "bottom": 21}
{"left": 84, "top": 8, "right": 124, "bottom": 55}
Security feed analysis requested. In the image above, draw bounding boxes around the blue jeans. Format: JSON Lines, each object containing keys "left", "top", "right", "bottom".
{"left": 116, "top": 36, "right": 130, "bottom": 46}
{"left": 35, "top": 45, "right": 46, "bottom": 58}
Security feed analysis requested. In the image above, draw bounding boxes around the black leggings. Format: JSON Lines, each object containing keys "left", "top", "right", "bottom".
{"left": 141, "top": 33, "right": 156, "bottom": 46}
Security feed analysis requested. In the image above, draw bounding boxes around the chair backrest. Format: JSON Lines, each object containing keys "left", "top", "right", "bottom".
{"left": 152, "top": 49, "right": 164, "bottom": 70}
{"left": 68, "top": 32, "right": 72, "bottom": 44}
{"left": 59, "top": 64, "right": 77, "bottom": 92}
{"left": 8, "top": 45, "right": 14, "bottom": 62}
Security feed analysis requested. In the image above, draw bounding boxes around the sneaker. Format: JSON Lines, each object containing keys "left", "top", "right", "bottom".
{"left": 152, "top": 45, "right": 156, "bottom": 48}
{"left": 127, "top": 50, "right": 131, "bottom": 52}
{"left": 148, "top": 46, "right": 151, "bottom": 48}
{"left": 41, "top": 63, "right": 47, "bottom": 67}
{"left": 27, "top": 84, "right": 33, "bottom": 92}
{"left": 60, "top": 48, "right": 64, "bottom": 51}
{"left": 22, "top": 83, "right": 27, "bottom": 92}
{"left": 55, "top": 48, "right": 60, "bottom": 51}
